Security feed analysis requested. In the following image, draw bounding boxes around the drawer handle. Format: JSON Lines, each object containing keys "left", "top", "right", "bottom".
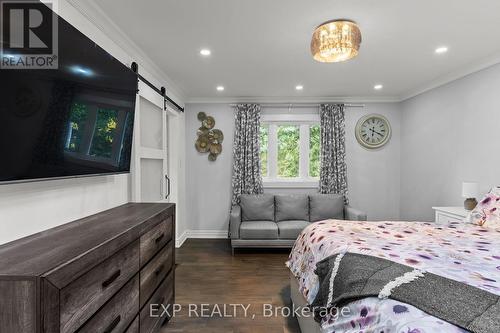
{"left": 161, "top": 316, "right": 170, "bottom": 327}
{"left": 155, "top": 233, "right": 165, "bottom": 244}
{"left": 102, "top": 270, "right": 121, "bottom": 288}
{"left": 103, "top": 315, "right": 121, "bottom": 333}
{"left": 154, "top": 265, "right": 165, "bottom": 277}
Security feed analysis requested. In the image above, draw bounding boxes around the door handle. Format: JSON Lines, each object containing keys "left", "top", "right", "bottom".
{"left": 165, "top": 175, "right": 171, "bottom": 199}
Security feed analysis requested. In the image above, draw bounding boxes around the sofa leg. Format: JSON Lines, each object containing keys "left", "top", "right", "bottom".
{"left": 232, "top": 247, "right": 236, "bottom": 256}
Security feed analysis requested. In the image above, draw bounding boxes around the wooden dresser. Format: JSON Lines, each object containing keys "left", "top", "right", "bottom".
{"left": 0, "top": 203, "right": 175, "bottom": 333}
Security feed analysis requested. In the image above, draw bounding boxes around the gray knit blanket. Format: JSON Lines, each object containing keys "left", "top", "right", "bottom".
{"left": 310, "top": 252, "right": 500, "bottom": 333}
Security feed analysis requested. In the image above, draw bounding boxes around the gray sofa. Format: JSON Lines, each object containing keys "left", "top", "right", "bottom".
{"left": 230, "top": 193, "right": 366, "bottom": 253}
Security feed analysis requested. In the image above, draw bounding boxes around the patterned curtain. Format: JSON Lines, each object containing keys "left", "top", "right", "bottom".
{"left": 319, "top": 103, "right": 348, "bottom": 204}
{"left": 231, "top": 104, "right": 264, "bottom": 206}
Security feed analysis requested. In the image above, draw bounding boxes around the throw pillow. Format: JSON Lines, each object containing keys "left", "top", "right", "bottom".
{"left": 470, "top": 187, "right": 500, "bottom": 227}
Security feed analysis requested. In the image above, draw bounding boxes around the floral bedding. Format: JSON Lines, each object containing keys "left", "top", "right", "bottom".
{"left": 471, "top": 186, "right": 500, "bottom": 227}
{"left": 286, "top": 220, "right": 500, "bottom": 333}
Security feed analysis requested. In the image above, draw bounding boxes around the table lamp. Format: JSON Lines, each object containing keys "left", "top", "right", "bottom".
{"left": 462, "top": 182, "right": 479, "bottom": 210}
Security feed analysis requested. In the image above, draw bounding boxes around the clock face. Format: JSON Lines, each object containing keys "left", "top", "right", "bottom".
{"left": 355, "top": 114, "right": 391, "bottom": 149}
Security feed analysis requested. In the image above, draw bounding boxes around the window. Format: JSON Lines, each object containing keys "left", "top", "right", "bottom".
{"left": 260, "top": 125, "right": 268, "bottom": 177}
{"left": 277, "top": 125, "right": 299, "bottom": 177}
{"left": 260, "top": 115, "right": 320, "bottom": 186}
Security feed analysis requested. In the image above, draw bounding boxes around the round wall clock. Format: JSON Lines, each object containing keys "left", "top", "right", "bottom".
{"left": 355, "top": 114, "right": 391, "bottom": 149}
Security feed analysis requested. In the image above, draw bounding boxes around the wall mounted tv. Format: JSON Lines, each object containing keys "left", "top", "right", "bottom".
{"left": 0, "top": 1, "right": 138, "bottom": 184}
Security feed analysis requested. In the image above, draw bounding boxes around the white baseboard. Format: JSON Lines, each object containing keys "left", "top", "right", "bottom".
{"left": 175, "top": 230, "right": 188, "bottom": 248}
{"left": 175, "top": 229, "right": 227, "bottom": 248}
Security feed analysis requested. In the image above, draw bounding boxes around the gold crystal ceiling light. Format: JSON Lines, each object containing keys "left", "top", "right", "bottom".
{"left": 311, "top": 20, "right": 362, "bottom": 63}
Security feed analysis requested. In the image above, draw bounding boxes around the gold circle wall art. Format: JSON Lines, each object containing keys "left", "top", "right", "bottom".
{"left": 195, "top": 112, "right": 224, "bottom": 161}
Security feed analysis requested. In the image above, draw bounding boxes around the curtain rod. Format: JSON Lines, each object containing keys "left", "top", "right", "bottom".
{"left": 229, "top": 103, "right": 364, "bottom": 108}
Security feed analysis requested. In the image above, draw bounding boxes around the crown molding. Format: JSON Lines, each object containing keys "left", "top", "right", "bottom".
{"left": 185, "top": 95, "right": 401, "bottom": 104}
{"left": 400, "top": 52, "right": 500, "bottom": 102}
{"left": 64, "top": 0, "right": 186, "bottom": 105}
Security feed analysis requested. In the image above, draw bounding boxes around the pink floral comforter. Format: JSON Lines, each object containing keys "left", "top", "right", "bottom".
{"left": 286, "top": 220, "right": 500, "bottom": 333}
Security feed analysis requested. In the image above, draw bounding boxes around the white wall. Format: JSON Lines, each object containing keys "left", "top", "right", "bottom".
{"left": 0, "top": 0, "right": 185, "bottom": 245}
{"left": 184, "top": 102, "right": 401, "bottom": 237}
{"left": 0, "top": 176, "right": 129, "bottom": 244}
{"left": 400, "top": 63, "right": 500, "bottom": 221}
{"left": 185, "top": 104, "right": 235, "bottom": 238}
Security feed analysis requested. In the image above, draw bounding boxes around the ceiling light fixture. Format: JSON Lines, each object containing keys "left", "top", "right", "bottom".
{"left": 216, "top": 86, "right": 224, "bottom": 91}
{"left": 435, "top": 46, "right": 448, "bottom": 54}
{"left": 374, "top": 84, "right": 383, "bottom": 90}
{"left": 200, "top": 49, "right": 211, "bottom": 56}
{"left": 311, "top": 19, "right": 362, "bottom": 63}
{"left": 295, "top": 85, "right": 304, "bottom": 91}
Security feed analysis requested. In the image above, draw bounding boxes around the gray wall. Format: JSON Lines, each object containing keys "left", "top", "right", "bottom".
{"left": 185, "top": 103, "right": 401, "bottom": 234}
{"left": 400, "top": 63, "right": 500, "bottom": 221}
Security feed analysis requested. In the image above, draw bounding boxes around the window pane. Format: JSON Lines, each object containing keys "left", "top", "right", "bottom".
{"left": 277, "top": 125, "right": 299, "bottom": 178}
{"left": 309, "top": 124, "right": 320, "bottom": 178}
{"left": 65, "top": 102, "right": 88, "bottom": 152}
{"left": 260, "top": 125, "right": 268, "bottom": 177}
{"left": 89, "top": 108, "right": 119, "bottom": 158}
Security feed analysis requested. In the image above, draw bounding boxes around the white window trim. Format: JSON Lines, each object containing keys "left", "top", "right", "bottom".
{"left": 261, "top": 114, "right": 320, "bottom": 188}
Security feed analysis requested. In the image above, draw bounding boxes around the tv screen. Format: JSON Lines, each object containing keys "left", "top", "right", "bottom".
{"left": 0, "top": 2, "right": 138, "bottom": 184}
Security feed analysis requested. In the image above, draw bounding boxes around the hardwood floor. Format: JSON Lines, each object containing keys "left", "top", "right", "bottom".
{"left": 163, "top": 239, "right": 301, "bottom": 333}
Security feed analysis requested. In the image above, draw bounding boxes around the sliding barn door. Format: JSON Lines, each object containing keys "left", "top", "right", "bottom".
{"left": 131, "top": 81, "right": 171, "bottom": 203}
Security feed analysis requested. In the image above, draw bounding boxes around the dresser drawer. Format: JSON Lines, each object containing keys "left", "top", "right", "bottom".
{"left": 140, "top": 270, "right": 174, "bottom": 333}
{"left": 79, "top": 274, "right": 139, "bottom": 333}
{"left": 140, "top": 241, "right": 173, "bottom": 307}
{"left": 140, "top": 217, "right": 173, "bottom": 266}
{"left": 125, "top": 316, "right": 139, "bottom": 333}
{"left": 436, "top": 211, "right": 466, "bottom": 224}
{"left": 60, "top": 240, "right": 140, "bottom": 333}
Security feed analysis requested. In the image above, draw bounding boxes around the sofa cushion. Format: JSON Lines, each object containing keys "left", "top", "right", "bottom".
{"left": 277, "top": 220, "right": 310, "bottom": 239}
{"left": 240, "top": 194, "right": 275, "bottom": 221}
{"left": 309, "top": 194, "right": 344, "bottom": 222}
{"left": 275, "top": 195, "right": 309, "bottom": 222}
{"left": 240, "top": 221, "right": 278, "bottom": 239}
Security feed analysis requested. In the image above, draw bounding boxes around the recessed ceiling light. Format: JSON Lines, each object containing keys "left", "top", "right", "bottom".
{"left": 295, "top": 85, "right": 304, "bottom": 91}
{"left": 374, "top": 84, "right": 383, "bottom": 90}
{"left": 216, "top": 86, "right": 224, "bottom": 91}
{"left": 435, "top": 46, "right": 448, "bottom": 54}
{"left": 200, "top": 49, "right": 211, "bottom": 56}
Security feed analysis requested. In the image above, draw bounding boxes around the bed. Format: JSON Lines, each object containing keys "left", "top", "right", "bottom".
{"left": 286, "top": 219, "right": 500, "bottom": 333}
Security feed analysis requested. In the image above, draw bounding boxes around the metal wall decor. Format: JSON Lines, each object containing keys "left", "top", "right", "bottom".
{"left": 195, "top": 112, "right": 224, "bottom": 161}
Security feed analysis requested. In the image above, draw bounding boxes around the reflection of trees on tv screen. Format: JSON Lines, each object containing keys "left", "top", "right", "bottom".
{"left": 66, "top": 102, "right": 87, "bottom": 153}
{"left": 89, "top": 108, "right": 118, "bottom": 158}
{"left": 64, "top": 100, "right": 132, "bottom": 167}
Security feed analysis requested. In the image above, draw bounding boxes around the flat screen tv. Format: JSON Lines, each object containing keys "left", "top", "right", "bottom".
{"left": 0, "top": 1, "right": 138, "bottom": 184}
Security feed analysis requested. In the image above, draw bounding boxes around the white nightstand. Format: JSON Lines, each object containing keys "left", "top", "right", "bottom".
{"left": 432, "top": 207, "right": 470, "bottom": 224}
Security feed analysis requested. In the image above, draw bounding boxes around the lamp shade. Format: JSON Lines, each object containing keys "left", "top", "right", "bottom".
{"left": 462, "top": 182, "right": 479, "bottom": 198}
